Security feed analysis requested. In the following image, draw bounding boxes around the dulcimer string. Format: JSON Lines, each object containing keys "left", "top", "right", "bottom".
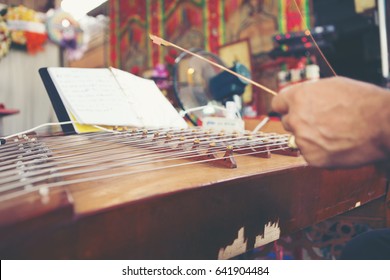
{"left": 0, "top": 127, "right": 288, "bottom": 160}
{"left": 0, "top": 152, "right": 294, "bottom": 202}
{"left": 0, "top": 134, "right": 293, "bottom": 203}
{"left": 0, "top": 147, "right": 294, "bottom": 203}
{"left": 0, "top": 127, "right": 199, "bottom": 162}
{"left": 0, "top": 128, "right": 285, "bottom": 168}
{"left": 0, "top": 131, "right": 291, "bottom": 183}
{"left": 0, "top": 141, "right": 288, "bottom": 191}
{"left": 0, "top": 137, "right": 289, "bottom": 182}
{"left": 0, "top": 131, "right": 216, "bottom": 171}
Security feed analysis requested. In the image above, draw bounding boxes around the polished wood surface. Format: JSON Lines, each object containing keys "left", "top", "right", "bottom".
{"left": 0, "top": 124, "right": 388, "bottom": 259}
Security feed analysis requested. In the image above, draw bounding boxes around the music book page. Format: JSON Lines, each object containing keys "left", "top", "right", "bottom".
{"left": 47, "top": 67, "right": 187, "bottom": 129}
{"left": 110, "top": 67, "right": 187, "bottom": 128}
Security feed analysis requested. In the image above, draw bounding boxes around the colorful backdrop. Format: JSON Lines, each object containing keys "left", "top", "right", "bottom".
{"left": 109, "top": 0, "right": 311, "bottom": 73}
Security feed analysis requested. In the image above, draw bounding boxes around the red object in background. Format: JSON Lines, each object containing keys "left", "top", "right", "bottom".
{"left": 0, "top": 103, "right": 19, "bottom": 116}
{"left": 164, "top": 54, "right": 175, "bottom": 65}
{"left": 286, "top": 0, "right": 304, "bottom": 32}
{"left": 24, "top": 32, "right": 47, "bottom": 54}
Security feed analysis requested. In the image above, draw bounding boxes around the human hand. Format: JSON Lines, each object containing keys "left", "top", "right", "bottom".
{"left": 271, "top": 76, "right": 390, "bottom": 168}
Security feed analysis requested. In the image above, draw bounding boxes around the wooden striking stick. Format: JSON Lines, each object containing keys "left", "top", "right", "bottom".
{"left": 148, "top": 35, "right": 300, "bottom": 148}
{"left": 292, "top": 0, "right": 337, "bottom": 77}
{"left": 149, "top": 34, "right": 278, "bottom": 96}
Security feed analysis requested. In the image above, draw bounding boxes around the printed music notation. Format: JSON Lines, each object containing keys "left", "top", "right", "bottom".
{"left": 46, "top": 67, "right": 188, "bottom": 130}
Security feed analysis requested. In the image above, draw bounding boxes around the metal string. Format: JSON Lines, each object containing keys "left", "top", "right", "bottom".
{"left": 0, "top": 129, "right": 295, "bottom": 200}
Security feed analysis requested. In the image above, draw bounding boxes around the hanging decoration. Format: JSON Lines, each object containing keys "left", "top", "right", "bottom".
{"left": 46, "top": 9, "right": 84, "bottom": 61}
{"left": 5, "top": 5, "right": 47, "bottom": 54}
{"left": 0, "top": 15, "right": 11, "bottom": 60}
{"left": 278, "top": 0, "right": 310, "bottom": 33}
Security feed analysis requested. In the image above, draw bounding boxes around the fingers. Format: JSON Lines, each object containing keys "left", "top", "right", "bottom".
{"left": 272, "top": 91, "right": 294, "bottom": 132}
{"left": 271, "top": 83, "right": 299, "bottom": 114}
{"left": 271, "top": 93, "right": 289, "bottom": 115}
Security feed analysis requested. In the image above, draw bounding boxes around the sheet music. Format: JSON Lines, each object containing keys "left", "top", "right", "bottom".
{"left": 110, "top": 68, "right": 187, "bottom": 128}
{"left": 48, "top": 67, "right": 139, "bottom": 126}
{"left": 47, "top": 67, "right": 187, "bottom": 128}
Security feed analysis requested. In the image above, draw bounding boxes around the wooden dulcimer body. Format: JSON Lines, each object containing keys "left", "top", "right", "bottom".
{"left": 0, "top": 127, "right": 387, "bottom": 259}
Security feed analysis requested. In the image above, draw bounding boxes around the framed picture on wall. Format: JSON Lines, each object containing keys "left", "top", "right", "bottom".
{"left": 218, "top": 39, "right": 253, "bottom": 104}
